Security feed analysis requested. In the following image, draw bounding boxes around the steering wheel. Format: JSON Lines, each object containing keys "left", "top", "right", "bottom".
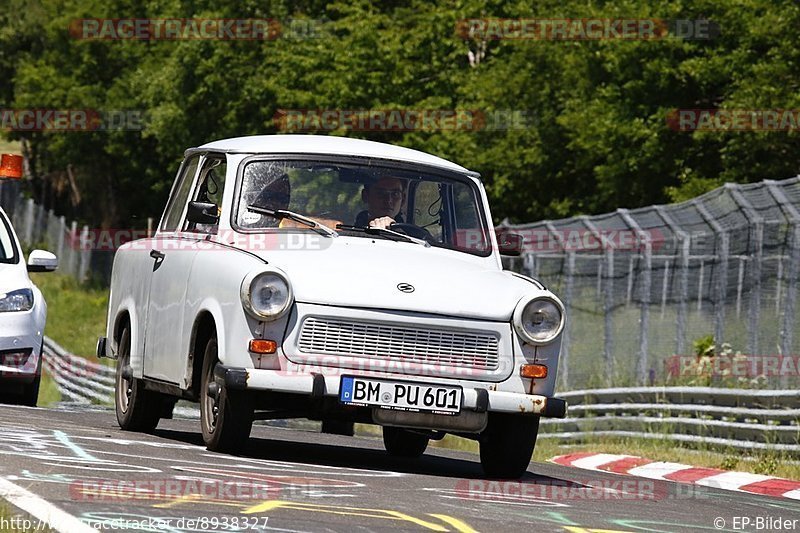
{"left": 389, "top": 223, "right": 434, "bottom": 241}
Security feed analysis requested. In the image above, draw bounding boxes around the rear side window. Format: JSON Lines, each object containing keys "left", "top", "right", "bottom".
{"left": 0, "top": 213, "right": 19, "bottom": 263}
{"left": 161, "top": 155, "right": 201, "bottom": 232}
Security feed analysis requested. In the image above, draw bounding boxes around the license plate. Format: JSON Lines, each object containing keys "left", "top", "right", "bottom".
{"left": 339, "top": 376, "right": 462, "bottom": 415}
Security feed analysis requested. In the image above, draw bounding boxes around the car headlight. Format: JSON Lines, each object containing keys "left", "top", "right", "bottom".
{"left": 0, "top": 288, "right": 34, "bottom": 312}
{"left": 240, "top": 270, "right": 292, "bottom": 320}
{"left": 513, "top": 296, "right": 565, "bottom": 345}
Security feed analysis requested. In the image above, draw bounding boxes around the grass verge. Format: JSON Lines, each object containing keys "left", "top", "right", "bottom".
{"left": 0, "top": 138, "right": 21, "bottom": 154}
{"left": 25, "top": 272, "right": 109, "bottom": 406}
{"left": 29, "top": 272, "right": 109, "bottom": 360}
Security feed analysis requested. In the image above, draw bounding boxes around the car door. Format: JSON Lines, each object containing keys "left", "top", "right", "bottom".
{"left": 143, "top": 154, "right": 203, "bottom": 383}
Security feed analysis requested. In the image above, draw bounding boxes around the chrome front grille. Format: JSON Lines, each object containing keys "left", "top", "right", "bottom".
{"left": 297, "top": 316, "right": 500, "bottom": 370}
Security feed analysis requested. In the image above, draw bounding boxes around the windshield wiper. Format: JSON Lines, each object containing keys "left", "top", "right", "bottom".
{"left": 247, "top": 205, "right": 338, "bottom": 237}
{"left": 336, "top": 224, "right": 430, "bottom": 247}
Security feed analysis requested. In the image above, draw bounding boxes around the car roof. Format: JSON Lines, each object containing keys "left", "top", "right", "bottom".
{"left": 192, "top": 135, "right": 478, "bottom": 177}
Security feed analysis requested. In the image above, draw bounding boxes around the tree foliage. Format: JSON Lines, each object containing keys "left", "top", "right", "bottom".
{"left": 1, "top": 0, "right": 799, "bottom": 226}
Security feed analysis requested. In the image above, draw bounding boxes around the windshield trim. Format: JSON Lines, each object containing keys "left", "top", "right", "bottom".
{"left": 230, "top": 154, "right": 493, "bottom": 258}
{"left": 0, "top": 210, "right": 20, "bottom": 265}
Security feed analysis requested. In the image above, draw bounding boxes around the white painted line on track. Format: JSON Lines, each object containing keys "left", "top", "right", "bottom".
{"left": 0, "top": 476, "right": 96, "bottom": 532}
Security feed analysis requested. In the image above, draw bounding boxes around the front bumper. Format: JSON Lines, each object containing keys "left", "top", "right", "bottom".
{"left": 214, "top": 365, "right": 568, "bottom": 418}
{"left": 0, "top": 311, "right": 43, "bottom": 383}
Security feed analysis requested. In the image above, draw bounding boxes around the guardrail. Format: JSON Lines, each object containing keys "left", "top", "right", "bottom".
{"left": 41, "top": 337, "right": 114, "bottom": 404}
{"left": 539, "top": 387, "right": 800, "bottom": 452}
{"left": 40, "top": 342, "right": 800, "bottom": 451}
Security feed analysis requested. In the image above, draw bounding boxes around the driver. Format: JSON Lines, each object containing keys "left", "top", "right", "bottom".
{"left": 354, "top": 176, "right": 407, "bottom": 229}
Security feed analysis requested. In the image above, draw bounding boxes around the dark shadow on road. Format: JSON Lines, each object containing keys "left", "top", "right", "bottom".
{"left": 152, "top": 420, "right": 579, "bottom": 486}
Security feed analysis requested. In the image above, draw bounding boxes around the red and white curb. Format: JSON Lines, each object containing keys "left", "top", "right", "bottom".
{"left": 551, "top": 452, "right": 800, "bottom": 500}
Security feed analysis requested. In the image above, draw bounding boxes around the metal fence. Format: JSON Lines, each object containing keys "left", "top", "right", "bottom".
{"left": 500, "top": 176, "right": 800, "bottom": 391}
{"left": 4, "top": 195, "right": 95, "bottom": 282}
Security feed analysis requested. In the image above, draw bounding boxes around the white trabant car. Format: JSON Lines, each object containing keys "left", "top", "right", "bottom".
{"left": 99, "top": 135, "right": 567, "bottom": 478}
{"left": 0, "top": 206, "right": 58, "bottom": 406}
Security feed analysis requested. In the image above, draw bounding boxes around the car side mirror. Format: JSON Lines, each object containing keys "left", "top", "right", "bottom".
{"left": 497, "top": 231, "right": 523, "bottom": 256}
{"left": 27, "top": 249, "right": 58, "bottom": 272}
{"left": 187, "top": 201, "right": 219, "bottom": 225}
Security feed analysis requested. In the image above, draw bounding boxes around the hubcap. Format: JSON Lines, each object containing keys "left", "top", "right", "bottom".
{"left": 204, "top": 364, "right": 220, "bottom": 432}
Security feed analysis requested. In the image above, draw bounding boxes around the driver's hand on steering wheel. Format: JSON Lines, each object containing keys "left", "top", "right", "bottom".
{"left": 368, "top": 216, "right": 396, "bottom": 229}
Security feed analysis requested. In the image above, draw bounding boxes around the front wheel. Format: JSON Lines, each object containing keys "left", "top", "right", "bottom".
{"left": 479, "top": 413, "right": 539, "bottom": 478}
{"left": 200, "top": 336, "right": 254, "bottom": 453}
{"left": 382, "top": 426, "right": 429, "bottom": 458}
{"left": 115, "top": 327, "right": 162, "bottom": 432}
{"left": 18, "top": 344, "right": 42, "bottom": 407}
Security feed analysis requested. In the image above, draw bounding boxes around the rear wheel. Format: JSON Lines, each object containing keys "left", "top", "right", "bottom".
{"left": 479, "top": 413, "right": 539, "bottom": 478}
{"left": 200, "top": 336, "right": 253, "bottom": 453}
{"left": 382, "top": 426, "right": 429, "bottom": 458}
{"left": 115, "top": 327, "right": 161, "bottom": 432}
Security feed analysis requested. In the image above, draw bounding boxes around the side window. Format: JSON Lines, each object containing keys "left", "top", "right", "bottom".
{"left": 161, "top": 155, "right": 200, "bottom": 232}
{"left": 410, "top": 181, "right": 444, "bottom": 242}
{"left": 453, "top": 182, "right": 487, "bottom": 252}
{"left": 186, "top": 156, "right": 226, "bottom": 234}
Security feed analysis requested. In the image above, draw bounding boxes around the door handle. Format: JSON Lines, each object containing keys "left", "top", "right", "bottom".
{"left": 150, "top": 249, "right": 165, "bottom": 261}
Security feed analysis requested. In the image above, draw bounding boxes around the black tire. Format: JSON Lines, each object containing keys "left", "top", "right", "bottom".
{"left": 382, "top": 426, "right": 429, "bottom": 458}
{"left": 479, "top": 413, "right": 540, "bottom": 479}
{"left": 18, "top": 351, "right": 42, "bottom": 407}
{"left": 115, "top": 327, "right": 161, "bottom": 432}
{"left": 200, "top": 336, "right": 253, "bottom": 453}
{"left": 321, "top": 420, "right": 355, "bottom": 436}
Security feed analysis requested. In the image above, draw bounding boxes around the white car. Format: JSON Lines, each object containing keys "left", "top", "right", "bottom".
{"left": 0, "top": 206, "right": 58, "bottom": 406}
{"left": 99, "top": 135, "right": 567, "bottom": 478}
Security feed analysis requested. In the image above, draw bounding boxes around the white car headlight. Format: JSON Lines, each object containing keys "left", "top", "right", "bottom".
{"left": 240, "top": 270, "right": 292, "bottom": 320}
{"left": 0, "top": 288, "right": 33, "bottom": 313}
{"left": 513, "top": 296, "right": 565, "bottom": 345}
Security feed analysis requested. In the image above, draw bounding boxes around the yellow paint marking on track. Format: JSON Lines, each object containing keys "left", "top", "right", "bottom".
{"left": 428, "top": 513, "right": 480, "bottom": 533}
{"left": 152, "top": 493, "right": 244, "bottom": 509}
{"left": 564, "top": 526, "right": 633, "bottom": 533}
{"left": 243, "top": 500, "right": 476, "bottom": 531}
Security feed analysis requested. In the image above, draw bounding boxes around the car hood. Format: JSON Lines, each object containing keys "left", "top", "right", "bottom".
{"left": 0, "top": 262, "right": 31, "bottom": 293}
{"left": 247, "top": 236, "right": 547, "bottom": 321}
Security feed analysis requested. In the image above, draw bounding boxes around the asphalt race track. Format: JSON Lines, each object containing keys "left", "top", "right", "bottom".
{"left": 1, "top": 404, "right": 799, "bottom": 532}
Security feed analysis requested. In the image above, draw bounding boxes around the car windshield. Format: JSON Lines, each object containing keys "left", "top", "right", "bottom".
{"left": 0, "top": 212, "right": 17, "bottom": 263}
{"left": 234, "top": 160, "right": 491, "bottom": 256}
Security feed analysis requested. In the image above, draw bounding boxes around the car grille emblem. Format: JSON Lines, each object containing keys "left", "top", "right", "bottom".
{"left": 396, "top": 282, "right": 415, "bottom": 293}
